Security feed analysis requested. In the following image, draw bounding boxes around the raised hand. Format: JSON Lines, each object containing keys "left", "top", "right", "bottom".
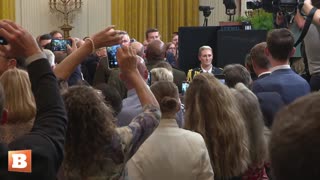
{"left": 116, "top": 46, "right": 138, "bottom": 75}
{"left": 90, "top": 25, "right": 122, "bottom": 49}
{"left": 0, "top": 19, "right": 41, "bottom": 58}
{"left": 66, "top": 38, "right": 77, "bottom": 55}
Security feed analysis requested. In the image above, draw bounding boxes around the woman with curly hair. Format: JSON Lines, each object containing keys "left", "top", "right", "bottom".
{"left": 184, "top": 73, "right": 250, "bottom": 179}
{"left": 62, "top": 46, "right": 160, "bottom": 179}
{"left": 0, "top": 68, "right": 36, "bottom": 144}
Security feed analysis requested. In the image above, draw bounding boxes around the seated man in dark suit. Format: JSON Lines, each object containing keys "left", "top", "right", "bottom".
{"left": 250, "top": 42, "right": 271, "bottom": 79}
{"left": 187, "top": 45, "right": 223, "bottom": 82}
{"left": 252, "top": 28, "right": 310, "bottom": 105}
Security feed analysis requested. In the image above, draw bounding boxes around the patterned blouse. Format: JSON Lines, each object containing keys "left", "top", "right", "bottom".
{"left": 64, "top": 105, "right": 161, "bottom": 180}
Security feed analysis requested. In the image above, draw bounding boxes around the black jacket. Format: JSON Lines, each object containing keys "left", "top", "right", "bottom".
{"left": 0, "top": 59, "right": 67, "bottom": 180}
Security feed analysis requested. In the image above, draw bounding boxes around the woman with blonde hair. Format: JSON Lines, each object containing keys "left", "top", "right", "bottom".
{"left": 150, "top": 67, "right": 173, "bottom": 85}
{"left": 184, "top": 73, "right": 249, "bottom": 179}
{"left": 0, "top": 68, "right": 36, "bottom": 143}
{"left": 232, "top": 83, "right": 269, "bottom": 179}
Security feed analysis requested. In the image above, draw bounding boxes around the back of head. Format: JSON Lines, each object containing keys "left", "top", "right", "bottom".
{"left": 62, "top": 85, "right": 115, "bottom": 177}
{"left": 250, "top": 42, "right": 270, "bottom": 69}
{"left": 184, "top": 73, "right": 249, "bottom": 178}
{"left": 267, "top": 28, "right": 294, "bottom": 61}
{"left": 232, "top": 83, "right": 267, "bottom": 165}
{"left": 223, "top": 64, "right": 252, "bottom": 88}
{"left": 270, "top": 93, "right": 320, "bottom": 180}
{"left": 0, "top": 68, "right": 36, "bottom": 123}
{"left": 150, "top": 68, "right": 173, "bottom": 84}
{"left": 54, "top": 51, "right": 68, "bottom": 64}
{"left": 146, "top": 40, "right": 166, "bottom": 62}
{"left": 130, "top": 41, "right": 144, "bottom": 57}
{"left": 39, "top": 33, "right": 52, "bottom": 41}
{"left": 43, "top": 49, "right": 55, "bottom": 68}
{"left": 154, "top": 61, "right": 173, "bottom": 72}
{"left": 94, "top": 83, "right": 122, "bottom": 116}
{"left": 136, "top": 56, "right": 148, "bottom": 80}
{"left": 150, "top": 81, "right": 179, "bottom": 116}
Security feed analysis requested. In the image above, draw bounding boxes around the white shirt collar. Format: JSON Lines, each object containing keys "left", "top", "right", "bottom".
{"left": 258, "top": 71, "right": 271, "bottom": 77}
{"left": 270, "top": 65, "right": 290, "bottom": 72}
{"left": 201, "top": 65, "right": 212, "bottom": 73}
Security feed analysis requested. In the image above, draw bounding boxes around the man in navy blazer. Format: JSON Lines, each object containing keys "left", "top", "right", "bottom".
{"left": 252, "top": 28, "right": 310, "bottom": 105}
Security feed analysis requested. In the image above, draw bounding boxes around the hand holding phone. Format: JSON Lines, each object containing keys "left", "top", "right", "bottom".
{"left": 50, "top": 39, "right": 72, "bottom": 51}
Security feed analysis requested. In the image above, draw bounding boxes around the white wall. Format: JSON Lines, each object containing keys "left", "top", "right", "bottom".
{"left": 15, "top": 0, "right": 248, "bottom": 37}
{"left": 15, "top": 0, "right": 111, "bottom": 38}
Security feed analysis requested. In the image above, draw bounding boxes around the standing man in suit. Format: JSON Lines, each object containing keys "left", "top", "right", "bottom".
{"left": 252, "top": 28, "right": 310, "bottom": 105}
{"left": 187, "top": 45, "right": 223, "bottom": 82}
{"left": 250, "top": 42, "right": 271, "bottom": 79}
{"left": 250, "top": 42, "right": 283, "bottom": 127}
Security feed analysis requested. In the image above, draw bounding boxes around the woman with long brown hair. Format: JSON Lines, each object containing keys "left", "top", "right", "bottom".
{"left": 184, "top": 73, "right": 249, "bottom": 179}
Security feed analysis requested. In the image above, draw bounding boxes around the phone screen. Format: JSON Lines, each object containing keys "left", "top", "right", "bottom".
{"left": 0, "top": 37, "right": 8, "bottom": 45}
{"left": 51, "top": 39, "right": 72, "bottom": 51}
{"left": 107, "top": 45, "right": 120, "bottom": 68}
{"left": 181, "top": 81, "right": 189, "bottom": 95}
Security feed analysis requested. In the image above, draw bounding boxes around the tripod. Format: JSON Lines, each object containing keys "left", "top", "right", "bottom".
{"left": 203, "top": 17, "right": 209, "bottom": 27}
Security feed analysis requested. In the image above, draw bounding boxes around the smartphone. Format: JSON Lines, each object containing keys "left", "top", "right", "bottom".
{"left": 0, "top": 37, "right": 8, "bottom": 45}
{"left": 181, "top": 81, "right": 190, "bottom": 95}
{"left": 107, "top": 45, "right": 120, "bottom": 68}
{"left": 50, "top": 39, "right": 72, "bottom": 51}
{"left": 108, "top": 58, "right": 119, "bottom": 68}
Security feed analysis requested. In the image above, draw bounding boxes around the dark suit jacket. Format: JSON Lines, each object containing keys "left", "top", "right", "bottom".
{"left": 256, "top": 92, "right": 284, "bottom": 127}
{"left": 92, "top": 57, "right": 111, "bottom": 86}
{"left": 81, "top": 54, "right": 100, "bottom": 85}
{"left": 252, "top": 68, "right": 310, "bottom": 105}
{"left": 146, "top": 60, "right": 186, "bottom": 93}
{"left": 0, "top": 59, "right": 67, "bottom": 180}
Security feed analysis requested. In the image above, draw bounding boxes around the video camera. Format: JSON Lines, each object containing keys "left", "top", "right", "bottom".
{"left": 246, "top": 0, "right": 302, "bottom": 15}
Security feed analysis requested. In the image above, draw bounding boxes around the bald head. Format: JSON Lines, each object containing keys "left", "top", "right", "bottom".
{"left": 146, "top": 40, "right": 166, "bottom": 62}
{"left": 136, "top": 56, "right": 148, "bottom": 80}
{"left": 130, "top": 41, "right": 144, "bottom": 57}
{"left": 120, "top": 55, "right": 148, "bottom": 89}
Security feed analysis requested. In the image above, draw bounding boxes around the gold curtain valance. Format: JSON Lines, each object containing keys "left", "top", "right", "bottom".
{"left": 111, "top": 0, "right": 199, "bottom": 43}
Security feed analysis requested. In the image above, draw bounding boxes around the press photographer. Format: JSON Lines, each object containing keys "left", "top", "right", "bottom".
{"left": 246, "top": 0, "right": 302, "bottom": 28}
{"left": 303, "top": 0, "right": 320, "bottom": 26}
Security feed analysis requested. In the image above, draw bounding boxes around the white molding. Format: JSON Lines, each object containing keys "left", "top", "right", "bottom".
{"left": 15, "top": 0, "right": 112, "bottom": 38}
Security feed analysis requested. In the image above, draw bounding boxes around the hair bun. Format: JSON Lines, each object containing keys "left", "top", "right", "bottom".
{"left": 160, "top": 96, "right": 178, "bottom": 112}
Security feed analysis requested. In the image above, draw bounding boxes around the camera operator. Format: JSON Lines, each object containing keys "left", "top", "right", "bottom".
{"left": 303, "top": 0, "right": 320, "bottom": 26}
{"left": 301, "top": 0, "right": 320, "bottom": 91}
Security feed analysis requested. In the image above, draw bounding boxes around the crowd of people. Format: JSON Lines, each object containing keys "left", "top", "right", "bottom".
{"left": 0, "top": 0, "right": 320, "bottom": 179}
